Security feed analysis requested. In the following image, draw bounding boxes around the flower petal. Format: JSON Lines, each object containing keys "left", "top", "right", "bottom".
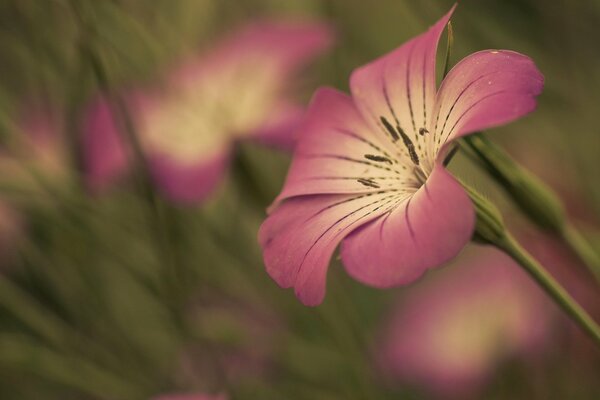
{"left": 81, "top": 97, "right": 130, "bottom": 193}
{"left": 226, "top": 20, "right": 334, "bottom": 72}
{"left": 432, "top": 50, "right": 543, "bottom": 151}
{"left": 349, "top": 7, "right": 455, "bottom": 166}
{"left": 134, "top": 21, "right": 333, "bottom": 174}
{"left": 259, "top": 191, "right": 405, "bottom": 306}
{"left": 177, "top": 20, "right": 334, "bottom": 83}
{"left": 340, "top": 163, "right": 474, "bottom": 288}
{"left": 273, "top": 88, "right": 412, "bottom": 207}
{"left": 148, "top": 146, "right": 231, "bottom": 204}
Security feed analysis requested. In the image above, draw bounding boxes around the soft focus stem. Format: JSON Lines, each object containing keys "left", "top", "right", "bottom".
{"left": 495, "top": 232, "right": 600, "bottom": 347}
{"left": 464, "top": 183, "right": 600, "bottom": 347}
{"left": 463, "top": 133, "right": 600, "bottom": 285}
{"left": 562, "top": 224, "right": 600, "bottom": 283}
{"left": 0, "top": 276, "right": 150, "bottom": 391}
{"left": 80, "top": 23, "right": 188, "bottom": 315}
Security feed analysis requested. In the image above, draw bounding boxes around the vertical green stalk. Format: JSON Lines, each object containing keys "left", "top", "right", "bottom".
{"left": 561, "top": 224, "right": 600, "bottom": 283}
{"left": 495, "top": 233, "right": 600, "bottom": 346}
{"left": 465, "top": 183, "right": 600, "bottom": 347}
{"left": 462, "top": 133, "right": 600, "bottom": 285}
{"left": 71, "top": 7, "right": 242, "bottom": 397}
{"left": 78, "top": 23, "right": 187, "bottom": 318}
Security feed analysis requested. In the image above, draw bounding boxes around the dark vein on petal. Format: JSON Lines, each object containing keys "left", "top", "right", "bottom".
{"left": 308, "top": 176, "right": 405, "bottom": 181}
{"left": 422, "top": 45, "right": 428, "bottom": 128}
{"left": 382, "top": 81, "right": 401, "bottom": 127}
{"left": 357, "top": 178, "right": 380, "bottom": 188}
{"left": 434, "top": 71, "right": 501, "bottom": 145}
{"left": 378, "top": 193, "right": 412, "bottom": 240}
{"left": 307, "top": 190, "right": 397, "bottom": 223}
{"left": 332, "top": 127, "right": 395, "bottom": 161}
{"left": 438, "top": 90, "right": 510, "bottom": 150}
{"left": 404, "top": 196, "right": 416, "bottom": 240}
{"left": 297, "top": 193, "right": 403, "bottom": 274}
{"left": 406, "top": 41, "right": 417, "bottom": 136}
{"left": 304, "top": 154, "right": 403, "bottom": 175}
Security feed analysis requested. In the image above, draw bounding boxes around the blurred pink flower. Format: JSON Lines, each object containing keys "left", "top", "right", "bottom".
{"left": 152, "top": 393, "right": 226, "bottom": 400}
{"left": 0, "top": 105, "right": 69, "bottom": 193}
{"left": 378, "top": 248, "right": 552, "bottom": 398}
{"left": 259, "top": 6, "right": 543, "bottom": 305}
{"left": 82, "top": 20, "right": 333, "bottom": 202}
{"left": 0, "top": 104, "right": 68, "bottom": 267}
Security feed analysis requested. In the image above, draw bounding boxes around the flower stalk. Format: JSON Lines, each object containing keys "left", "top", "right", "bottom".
{"left": 463, "top": 184, "right": 600, "bottom": 347}
{"left": 462, "top": 133, "right": 600, "bottom": 284}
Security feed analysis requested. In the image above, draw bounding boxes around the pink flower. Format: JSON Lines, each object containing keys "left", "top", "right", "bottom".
{"left": 259, "top": 6, "right": 543, "bottom": 305}
{"left": 82, "top": 20, "right": 333, "bottom": 202}
{"left": 377, "top": 248, "right": 551, "bottom": 398}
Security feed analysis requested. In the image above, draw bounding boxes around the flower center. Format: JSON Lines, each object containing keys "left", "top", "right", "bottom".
{"left": 374, "top": 116, "right": 431, "bottom": 188}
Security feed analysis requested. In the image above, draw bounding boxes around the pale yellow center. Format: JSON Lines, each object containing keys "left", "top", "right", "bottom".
{"left": 139, "top": 55, "right": 281, "bottom": 165}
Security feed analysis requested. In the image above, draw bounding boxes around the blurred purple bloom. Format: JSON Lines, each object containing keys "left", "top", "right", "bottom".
{"left": 82, "top": 20, "right": 333, "bottom": 202}
{"left": 259, "top": 6, "right": 543, "bottom": 305}
{"left": 378, "top": 248, "right": 551, "bottom": 397}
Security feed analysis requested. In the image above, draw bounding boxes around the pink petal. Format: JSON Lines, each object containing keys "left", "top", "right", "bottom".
{"left": 259, "top": 191, "right": 402, "bottom": 306}
{"left": 233, "top": 20, "right": 334, "bottom": 71}
{"left": 272, "top": 88, "right": 405, "bottom": 208}
{"left": 340, "top": 163, "right": 474, "bottom": 288}
{"left": 176, "top": 20, "right": 334, "bottom": 86}
{"left": 349, "top": 7, "right": 455, "bottom": 157}
{"left": 147, "top": 147, "right": 231, "bottom": 204}
{"left": 81, "top": 97, "right": 130, "bottom": 193}
{"left": 433, "top": 50, "right": 543, "bottom": 147}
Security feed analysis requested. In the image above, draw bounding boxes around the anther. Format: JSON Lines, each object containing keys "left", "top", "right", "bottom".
{"left": 380, "top": 116, "right": 399, "bottom": 142}
{"left": 419, "top": 127, "right": 429, "bottom": 136}
{"left": 357, "top": 178, "right": 380, "bottom": 189}
{"left": 364, "top": 154, "right": 393, "bottom": 164}
{"left": 398, "top": 130, "right": 420, "bottom": 166}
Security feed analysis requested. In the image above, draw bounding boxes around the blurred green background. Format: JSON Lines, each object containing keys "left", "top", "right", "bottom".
{"left": 0, "top": 0, "right": 598, "bottom": 399}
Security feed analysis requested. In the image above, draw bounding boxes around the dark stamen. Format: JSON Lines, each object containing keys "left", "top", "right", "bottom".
{"left": 414, "top": 167, "right": 427, "bottom": 185}
{"left": 364, "top": 154, "right": 393, "bottom": 164}
{"left": 380, "top": 116, "right": 399, "bottom": 142}
{"left": 357, "top": 178, "right": 380, "bottom": 189}
{"left": 398, "top": 130, "right": 420, "bottom": 165}
{"left": 419, "top": 127, "right": 429, "bottom": 136}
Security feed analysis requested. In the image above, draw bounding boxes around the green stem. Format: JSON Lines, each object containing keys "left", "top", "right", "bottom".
{"left": 442, "top": 21, "right": 454, "bottom": 78}
{"left": 495, "top": 232, "right": 600, "bottom": 346}
{"left": 562, "top": 224, "right": 600, "bottom": 283}
{"left": 81, "top": 25, "right": 188, "bottom": 316}
{"left": 463, "top": 133, "right": 600, "bottom": 285}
